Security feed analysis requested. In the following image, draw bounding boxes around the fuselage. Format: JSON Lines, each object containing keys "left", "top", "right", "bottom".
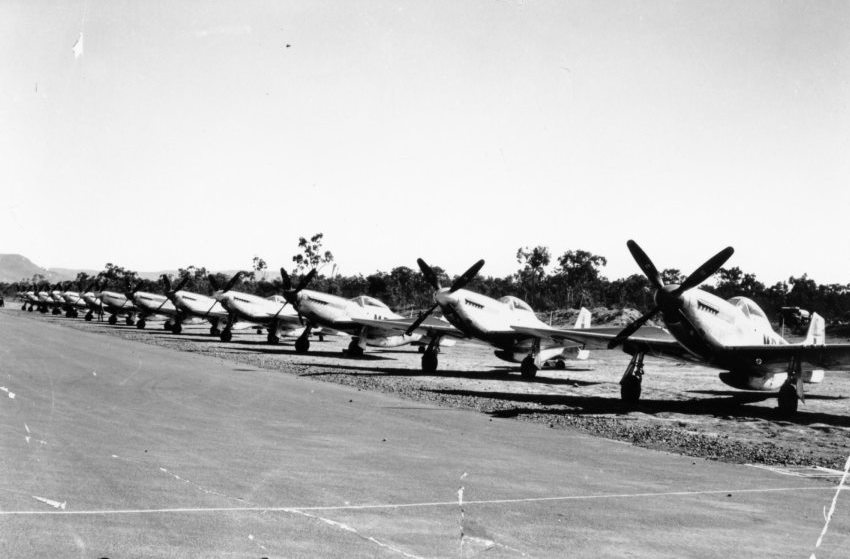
{"left": 131, "top": 291, "right": 177, "bottom": 316}
{"left": 435, "top": 288, "right": 556, "bottom": 355}
{"left": 171, "top": 290, "right": 228, "bottom": 320}
{"left": 215, "top": 290, "right": 299, "bottom": 326}
{"left": 658, "top": 286, "right": 795, "bottom": 387}
{"left": 99, "top": 291, "right": 137, "bottom": 314}
{"left": 294, "top": 292, "right": 419, "bottom": 347}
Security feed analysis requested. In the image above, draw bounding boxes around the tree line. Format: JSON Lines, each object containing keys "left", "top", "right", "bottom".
{"left": 3, "top": 237, "right": 849, "bottom": 324}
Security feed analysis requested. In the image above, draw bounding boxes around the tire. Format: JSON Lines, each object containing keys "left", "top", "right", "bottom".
{"left": 108, "top": 315, "right": 117, "bottom": 325}
{"left": 136, "top": 320, "right": 146, "bottom": 330}
{"left": 520, "top": 357, "right": 538, "bottom": 379}
{"left": 295, "top": 337, "right": 310, "bottom": 353}
{"left": 220, "top": 329, "right": 232, "bottom": 342}
{"left": 421, "top": 351, "right": 438, "bottom": 373}
{"left": 620, "top": 377, "right": 642, "bottom": 404}
{"left": 171, "top": 322, "right": 182, "bottom": 335}
{"left": 267, "top": 332, "right": 280, "bottom": 345}
{"left": 777, "top": 383, "right": 799, "bottom": 416}
{"left": 85, "top": 312, "right": 93, "bottom": 321}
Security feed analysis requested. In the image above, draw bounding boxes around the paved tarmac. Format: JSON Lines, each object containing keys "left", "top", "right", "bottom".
{"left": 0, "top": 312, "right": 848, "bottom": 558}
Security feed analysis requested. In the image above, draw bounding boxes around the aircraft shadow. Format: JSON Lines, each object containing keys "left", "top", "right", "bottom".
{"left": 426, "top": 388, "right": 850, "bottom": 426}
{"left": 300, "top": 363, "right": 602, "bottom": 386}
{"left": 687, "top": 389, "right": 849, "bottom": 401}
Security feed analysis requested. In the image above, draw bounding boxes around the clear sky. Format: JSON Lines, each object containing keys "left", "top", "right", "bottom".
{"left": 2, "top": 1, "right": 848, "bottom": 286}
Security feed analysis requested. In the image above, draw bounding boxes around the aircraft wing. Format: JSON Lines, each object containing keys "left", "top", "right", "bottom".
{"left": 511, "top": 325, "right": 690, "bottom": 359}
{"left": 717, "top": 344, "right": 850, "bottom": 371}
{"left": 352, "top": 316, "right": 467, "bottom": 339}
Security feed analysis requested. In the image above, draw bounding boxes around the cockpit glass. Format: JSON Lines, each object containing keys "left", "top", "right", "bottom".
{"left": 499, "top": 296, "right": 533, "bottom": 312}
{"left": 350, "top": 296, "right": 389, "bottom": 309}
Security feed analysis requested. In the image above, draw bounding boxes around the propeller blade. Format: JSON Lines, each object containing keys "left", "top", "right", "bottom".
{"left": 280, "top": 268, "right": 292, "bottom": 290}
{"left": 449, "top": 259, "right": 485, "bottom": 293}
{"left": 405, "top": 302, "right": 439, "bottom": 336}
{"left": 162, "top": 275, "right": 172, "bottom": 292}
{"left": 296, "top": 269, "right": 317, "bottom": 292}
{"left": 208, "top": 275, "right": 219, "bottom": 291}
{"left": 223, "top": 272, "right": 243, "bottom": 292}
{"left": 607, "top": 306, "right": 661, "bottom": 350}
{"left": 626, "top": 240, "right": 663, "bottom": 290}
{"left": 674, "top": 246, "right": 735, "bottom": 295}
{"left": 416, "top": 258, "right": 441, "bottom": 290}
{"left": 173, "top": 276, "right": 189, "bottom": 294}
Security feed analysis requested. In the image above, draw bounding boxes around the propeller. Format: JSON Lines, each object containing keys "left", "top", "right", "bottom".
{"left": 607, "top": 240, "right": 734, "bottom": 350}
{"left": 405, "top": 258, "right": 485, "bottom": 336}
{"left": 162, "top": 275, "right": 189, "bottom": 303}
{"left": 279, "top": 267, "right": 317, "bottom": 324}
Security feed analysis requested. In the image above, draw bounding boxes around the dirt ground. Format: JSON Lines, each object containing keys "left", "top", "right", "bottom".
{"left": 8, "top": 308, "right": 850, "bottom": 470}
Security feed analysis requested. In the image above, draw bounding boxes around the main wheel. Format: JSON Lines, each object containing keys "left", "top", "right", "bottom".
{"left": 295, "top": 336, "right": 310, "bottom": 353}
{"left": 209, "top": 325, "right": 220, "bottom": 336}
{"left": 28, "top": 306, "right": 34, "bottom": 312}
{"left": 267, "top": 332, "right": 280, "bottom": 345}
{"left": 85, "top": 311, "right": 93, "bottom": 321}
{"left": 777, "top": 383, "right": 799, "bottom": 415}
{"left": 21, "top": 303, "right": 26, "bottom": 311}
{"left": 520, "top": 356, "right": 538, "bottom": 379}
{"left": 136, "top": 319, "right": 146, "bottom": 330}
{"left": 52, "top": 307, "right": 61, "bottom": 315}
{"left": 125, "top": 316, "right": 135, "bottom": 326}
{"left": 422, "top": 350, "right": 438, "bottom": 373}
{"left": 171, "top": 322, "right": 183, "bottom": 335}
{"left": 554, "top": 359, "right": 567, "bottom": 370}
{"left": 220, "top": 329, "right": 232, "bottom": 342}
{"left": 108, "top": 314, "right": 118, "bottom": 325}
{"left": 347, "top": 340, "right": 364, "bottom": 357}
{"left": 620, "top": 376, "right": 642, "bottom": 405}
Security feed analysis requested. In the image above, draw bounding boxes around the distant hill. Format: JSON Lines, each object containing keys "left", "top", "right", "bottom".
{"left": 0, "top": 254, "right": 243, "bottom": 285}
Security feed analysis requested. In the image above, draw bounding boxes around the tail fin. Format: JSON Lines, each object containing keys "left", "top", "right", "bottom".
{"left": 574, "top": 307, "right": 591, "bottom": 329}
{"left": 803, "top": 313, "right": 825, "bottom": 346}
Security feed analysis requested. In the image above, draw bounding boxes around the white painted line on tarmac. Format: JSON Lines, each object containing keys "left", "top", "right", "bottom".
{"left": 0, "top": 485, "right": 841, "bottom": 516}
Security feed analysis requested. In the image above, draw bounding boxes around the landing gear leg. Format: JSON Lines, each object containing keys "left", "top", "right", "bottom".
{"left": 421, "top": 336, "right": 442, "bottom": 373}
{"left": 521, "top": 338, "right": 541, "bottom": 379}
{"left": 778, "top": 356, "right": 803, "bottom": 416}
{"left": 267, "top": 330, "right": 280, "bottom": 345}
{"left": 620, "top": 352, "right": 645, "bottom": 405}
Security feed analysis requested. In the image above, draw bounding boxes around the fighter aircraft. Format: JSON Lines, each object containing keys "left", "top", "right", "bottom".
{"left": 353, "top": 259, "right": 592, "bottom": 377}
{"left": 20, "top": 285, "right": 39, "bottom": 312}
{"left": 276, "top": 268, "right": 423, "bottom": 356}
{"left": 98, "top": 281, "right": 138, "bottom": 325}
{"left": 512, "top": 240, "right": 850, "bottom": 415}
{"left": 79, "top": 281, "right": 106, "bottom": 321}
{"left": 122, "top": 279, "right": 178, "bottom": 330}
{"left": 157, "top": 275, "right": 229, "bottom": 335}
{"left": 59, "top": 280, "right": 94, "bottom": 318}
{"left": 211, "top": 272, "right": 306, "bottom": 343}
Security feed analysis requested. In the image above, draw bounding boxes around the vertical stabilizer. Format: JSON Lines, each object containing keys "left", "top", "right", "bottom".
{"left": 574, "top": 307, "right": 591, "bottom": 329}
{"left": 803, "top": 313, "right": 825, "bottom": 346}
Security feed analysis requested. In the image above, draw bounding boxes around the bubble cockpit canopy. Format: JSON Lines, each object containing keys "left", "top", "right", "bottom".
{"left": 499, "top": 295, "right": 533, "bottom": 313}
{"left": 350, "top": 295, "right": 390, "bottom": 310}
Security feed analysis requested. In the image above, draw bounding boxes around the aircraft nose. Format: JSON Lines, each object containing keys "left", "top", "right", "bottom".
{"left": 434, "top": 289, "right": 458, "bottom": 308}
